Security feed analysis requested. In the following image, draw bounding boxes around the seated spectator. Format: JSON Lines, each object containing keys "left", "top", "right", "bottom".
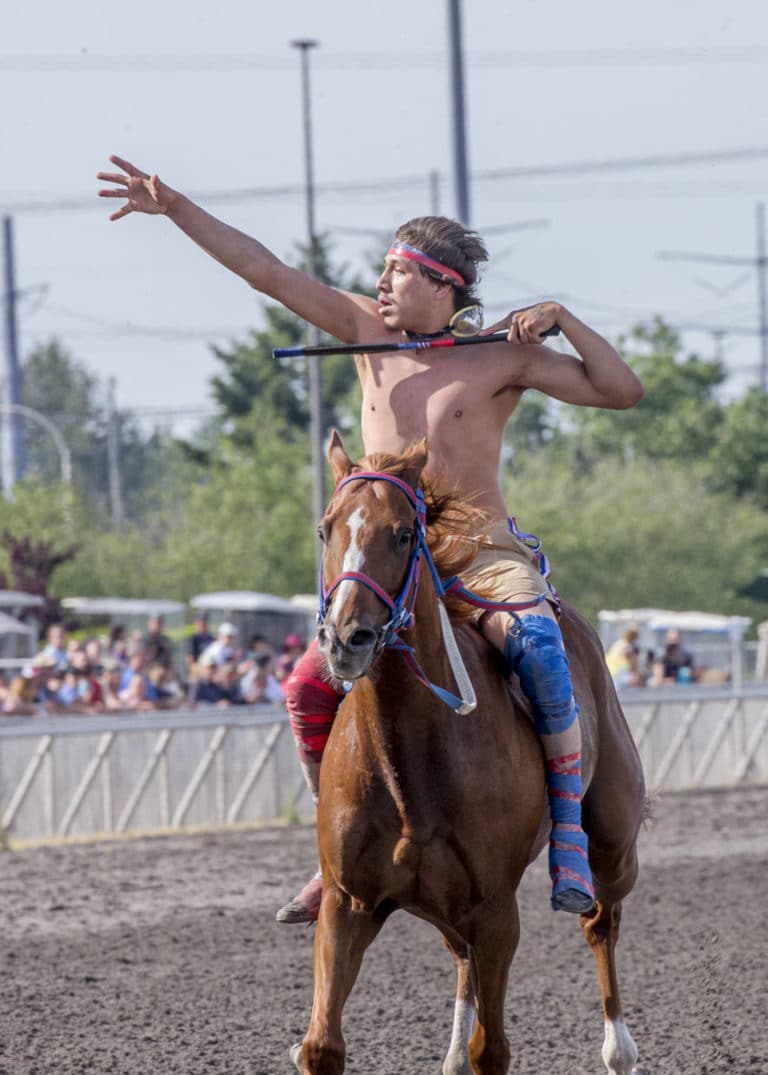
{"left": 216, "top": 660, "right": 245, "bottom": 705}
{"left": 57, "top": 667, "right": 89, "bottom": 710}
{"left": 200, "top": 622, "right": 239, "bottom": 667}
{"left": 117, "top": 651, "right": 164, "bottom": 709}
{"left": 240, "top": 651, "right": 286, "bottom": 705}
{"left": 41, "top": 622, "right": 68, "bottom": 672}
{"left": 118, "top": 667, "right": 156, "bottom": 711}
{"left": 108, "top": 624, "right": 130, "bottom": 665}
{"left": 143, "top": 614, "right": 175, "bottom": 671}
{"left": 186, "top": 614, "right": 214, "bottom": 675}
{"left": 188, "top": 656, "right": 231, "bottom": 707}
{"left": 605, "top": 627, "right": 646, "bottom": 689}
{"left": 119, "top": 651, "right": 147, "bottom": 693}
{"left": 1, "top": 671, "right": 39, "bottom": 716}
{"left": 147, "top": 662, "right": 183, "bottom": 707}
{"left": 84, "top": 637, "right": 105, "bottom": 675}
{"left": 100, "top": 661, "right": 125, "bottom": 711}
{"left": 69, "top": 646, "right": 105, "bottom": 707}
{"left": 650, "top": 629, "right": 696, "bottom": 686}
{"left": 237, "top": 633, "right": 275, "bottom": 677}
{"left": 275, "top": 634, "right": 306, "bottom": 683}
{"left": 36, "top": 667, "right": 70, "bottom": 713}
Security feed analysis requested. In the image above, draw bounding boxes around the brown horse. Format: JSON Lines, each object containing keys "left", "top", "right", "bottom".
{"left": 291, "top": 433, "right": 646, "bottom": 1075}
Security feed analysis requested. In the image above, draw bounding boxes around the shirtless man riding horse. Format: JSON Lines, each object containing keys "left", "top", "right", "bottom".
{"left": 98, "top": 156, "right": 643, "bottom": 920}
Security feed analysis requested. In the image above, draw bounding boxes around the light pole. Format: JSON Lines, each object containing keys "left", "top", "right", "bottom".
{"left": 291, "top": 39, "right": 326, "bottom": 562}
{"left": 0, "top": 402, "right": 71, "bottom": 488}
{"left": 446, "top": 0, "right": 470, "bottom": 224}
{"left": 3, "top": 215, "right": 24, "bottom": 492}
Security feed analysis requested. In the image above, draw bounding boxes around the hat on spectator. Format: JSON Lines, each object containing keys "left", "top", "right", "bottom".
{"left": 217, "top": 622, "right": 237, "bottom": 637}
{"left": 284, "top": 634, "right": 304, "bottom": 650}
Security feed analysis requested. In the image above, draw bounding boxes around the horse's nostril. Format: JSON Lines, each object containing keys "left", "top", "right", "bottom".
{"left": 348, "top": 628, "right": 378, "bottom": 652}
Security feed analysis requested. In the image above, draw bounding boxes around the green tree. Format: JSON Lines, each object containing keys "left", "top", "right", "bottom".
{"left": 19, "top": 339, "right": 176, "bottom": 521}
{"left": 207, "top": 235, "right": 367, "bottom": 452}
{"left": 707, "top": 388, "right": 768, "bottom": 507}
{"left": 20, "top": 339, "right": 100, "bottom": 483}
{"left": 503, "top": 453, "right": 768, "bottom": 626}
{"left": 48, "top": 401, "right": 317, "bottom": 601}
{"left": 569, "top": 318, "right": 725, "bottom": 463}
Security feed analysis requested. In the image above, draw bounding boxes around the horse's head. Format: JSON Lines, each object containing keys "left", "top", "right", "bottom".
{"left": 317, "top": 431, "right": 428, "bottom": 681}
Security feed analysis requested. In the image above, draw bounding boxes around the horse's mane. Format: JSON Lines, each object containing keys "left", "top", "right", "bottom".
{"left": 356, "top": 447, "right": 498, "bottom": 624}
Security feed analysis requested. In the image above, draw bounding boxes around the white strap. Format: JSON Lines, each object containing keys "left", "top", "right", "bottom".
{"left": 437, "top": 599, "right": 477, "bottom": 715}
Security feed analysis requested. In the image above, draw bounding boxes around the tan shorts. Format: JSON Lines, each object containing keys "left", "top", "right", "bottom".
{"left": 462, "top": 519, "right": 558, "bottom": 622}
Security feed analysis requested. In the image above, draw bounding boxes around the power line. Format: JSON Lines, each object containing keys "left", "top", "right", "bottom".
{"left": 5, "top": 146, "right": 768, "bottom": 215}
{"left": 3, "top": 46, "right": 768, "bottom": 72}
{"left": 658, "top": 202, "right": 768, "bottom": 391}
{"left": 476, "top": 146, "right": 768, "bottom": 181}
{"left": 40, "top": 303, "right": 246, "bottom": 340}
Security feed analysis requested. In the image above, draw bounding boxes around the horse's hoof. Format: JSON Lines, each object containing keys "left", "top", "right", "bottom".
{"left": 551, "top": 887, "right": 596, "bottom": 914}
{"left": 276, "top": 898, "right": 317, "bottom": 924}
{"left": 289, "top": 1041, "right": 304, "bottom": 1071}
{"left": 276, "top": 873, "right": 323, "bottom": 923}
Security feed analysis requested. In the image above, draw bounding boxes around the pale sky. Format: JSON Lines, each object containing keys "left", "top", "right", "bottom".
{"left": 2, "top": 0, "right": 768, "bottom": 434}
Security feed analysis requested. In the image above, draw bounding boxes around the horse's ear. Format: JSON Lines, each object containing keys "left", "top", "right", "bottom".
{"left": 328, "top": 429, "right": 354, "bottom": 481}
{"left": 401, "top": 438, "right": 428, "bottom": 489}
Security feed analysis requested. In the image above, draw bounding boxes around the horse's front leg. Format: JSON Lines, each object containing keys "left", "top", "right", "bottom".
{"left": 580, "top": 900, "right": 639, "bottom": 1075}
{"left": 291, "top": 882, "right": 384, "bottom": 1075}
{"left": 442, "top": 943, "right": 478, "bottom": 1075}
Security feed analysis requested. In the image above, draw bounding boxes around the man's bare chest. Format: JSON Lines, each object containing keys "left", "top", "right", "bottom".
{"left": 360, "top": 356, "right": 518, "bottom": 447}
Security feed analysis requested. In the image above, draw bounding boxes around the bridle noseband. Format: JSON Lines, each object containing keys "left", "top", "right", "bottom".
{"left": 318, "top": 470, "right": 434, "bottom": 652}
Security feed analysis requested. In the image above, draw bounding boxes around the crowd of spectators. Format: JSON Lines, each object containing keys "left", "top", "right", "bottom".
{"left": 0, "top": 615, "right": 304, "bottom": 719}
{"left": 605, "top": 626, "right": 698, "bottom": 689}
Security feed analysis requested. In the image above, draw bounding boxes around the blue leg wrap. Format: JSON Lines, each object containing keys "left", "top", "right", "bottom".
{"left": 503, "top": 616, "right": 577, "bottom": 737}
{"left": 504, "top": 617, "right": 594, "bottom": 913}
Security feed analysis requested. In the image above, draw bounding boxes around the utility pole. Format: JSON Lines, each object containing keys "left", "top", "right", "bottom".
{"left": 446, "top": 0, "right": 470, "bottom": 224}
{"left": 2, "top": 215, "right": 24, "bottom": 495}
{"left": 658, "top": 201, "right": 768, "bottom": 393}
{"left": 106, "top": 378, "right": 125, "bottom": 526}
{"left": 291, "top": 38, "right": 326, "bottom": 564}
{"left": 757, "top": 202, "right": 768, "bottom": 392}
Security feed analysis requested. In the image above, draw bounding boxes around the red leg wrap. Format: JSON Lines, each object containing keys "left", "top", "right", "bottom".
{"left": 283, "top": 638, "right": 344, "bottom": 767}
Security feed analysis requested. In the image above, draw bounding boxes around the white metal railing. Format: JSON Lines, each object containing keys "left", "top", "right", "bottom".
{"left": 618, "top": 684, "right": 768, "bottom": 790}
{"left": 1, "top": 688, "right": 767, "bottom": 844}
{"left": 0, "top": 706, "right": 309, "bottom": 843}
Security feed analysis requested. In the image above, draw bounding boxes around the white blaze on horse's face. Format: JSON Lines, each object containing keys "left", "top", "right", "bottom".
{"left": 326, "top": 506, "right": 367, "bottom": 630}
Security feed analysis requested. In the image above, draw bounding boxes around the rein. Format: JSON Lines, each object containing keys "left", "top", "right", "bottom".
{"left": 318, "top": 470, "right": 477, "bottom": 715}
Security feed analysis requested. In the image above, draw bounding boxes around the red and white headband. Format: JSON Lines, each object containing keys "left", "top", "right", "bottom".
{"left": 388, "top": 242, "right": 465, "bottom": 288}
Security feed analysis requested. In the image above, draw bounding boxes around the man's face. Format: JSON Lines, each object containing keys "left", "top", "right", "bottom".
{"left": 376, "top": 254, "right": 451, "bottom": 334}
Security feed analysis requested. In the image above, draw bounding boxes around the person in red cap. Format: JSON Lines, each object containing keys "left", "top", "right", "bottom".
{"left": 275, "top": 634, "right": 306, "bottom": 683}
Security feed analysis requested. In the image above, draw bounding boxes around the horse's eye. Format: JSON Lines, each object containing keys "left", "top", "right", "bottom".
{"left": 317, "top": 522, "right": 329, "bottom": 544}
{"left": 397, "top": 528, "right": 414, "bottom": 548}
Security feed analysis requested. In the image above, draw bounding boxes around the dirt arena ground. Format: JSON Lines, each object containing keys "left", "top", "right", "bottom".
{"left": 0, "top": 785, "right": 765, "bottom": 1075}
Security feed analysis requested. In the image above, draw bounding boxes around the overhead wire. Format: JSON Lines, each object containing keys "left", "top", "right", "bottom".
{"left": 3, "top": 147, "right": 768, "bottom": 214}
{"left": 3, "top": 46, "right": 768, "bottom": 72}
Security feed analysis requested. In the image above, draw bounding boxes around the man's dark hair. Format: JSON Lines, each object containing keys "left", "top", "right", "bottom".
{"left": 394, "top": 216, "right": 489, "bottom": 310}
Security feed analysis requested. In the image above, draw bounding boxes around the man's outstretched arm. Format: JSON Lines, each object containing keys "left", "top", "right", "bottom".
{"left": 97, "top": 155, "right": 378, "bottom": 344}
